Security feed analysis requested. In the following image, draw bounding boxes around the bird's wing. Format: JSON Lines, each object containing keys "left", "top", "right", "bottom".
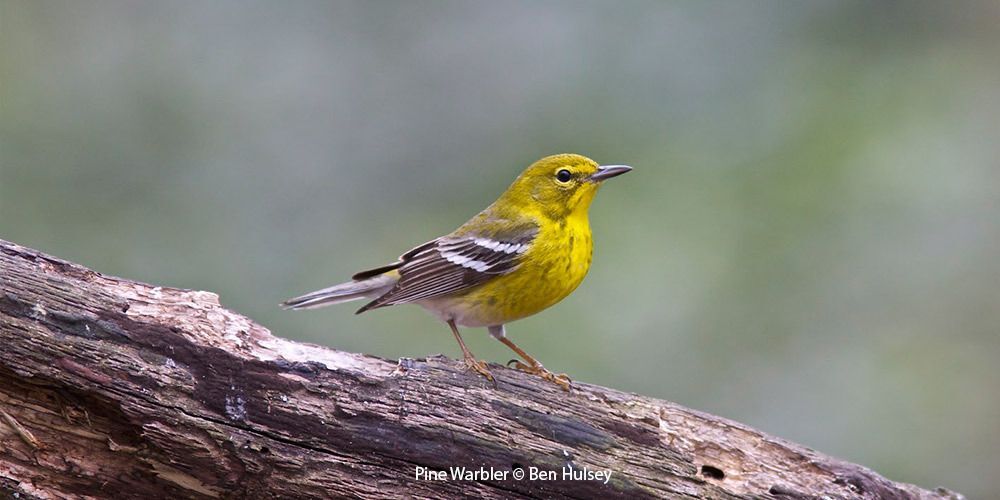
{"left": 356, "top": 222, "right": 538, "bottom": 313}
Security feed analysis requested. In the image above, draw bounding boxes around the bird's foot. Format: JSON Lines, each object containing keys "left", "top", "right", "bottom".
{"left": 464, "top": 356, "right": 496, "bottom": 386}
{"left": 508, "top": 360, "right": 571, "bottom": 391}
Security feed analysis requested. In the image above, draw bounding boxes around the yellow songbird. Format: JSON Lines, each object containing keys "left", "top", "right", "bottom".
{"left": 283, "top": 153, "right": 631, "bottom": 390}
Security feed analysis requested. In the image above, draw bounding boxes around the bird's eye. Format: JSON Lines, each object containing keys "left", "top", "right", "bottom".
{"left": 556, "top": 169, "right": 572, "bottom": 182}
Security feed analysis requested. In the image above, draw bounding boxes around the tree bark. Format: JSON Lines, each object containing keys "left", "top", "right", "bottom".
{"left": 0, "top": 239, "right": 963, "bottom": 499}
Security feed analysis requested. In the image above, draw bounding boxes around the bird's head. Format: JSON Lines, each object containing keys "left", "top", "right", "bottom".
{"left": 500, "top": 153, "right": 631, "bottom": 220}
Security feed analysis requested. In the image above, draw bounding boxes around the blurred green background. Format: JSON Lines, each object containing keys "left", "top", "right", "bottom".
{"left": 2, "top": 1, "right": 998, "bottom": 496}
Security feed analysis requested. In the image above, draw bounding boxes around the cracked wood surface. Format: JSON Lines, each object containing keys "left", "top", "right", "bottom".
{"left": 0, "top": 239, "right": 963, "bottom": 499}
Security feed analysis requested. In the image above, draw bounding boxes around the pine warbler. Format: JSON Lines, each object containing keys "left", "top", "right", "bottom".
{"left": 283, "top": 153, "right": 631, "bottom": 390}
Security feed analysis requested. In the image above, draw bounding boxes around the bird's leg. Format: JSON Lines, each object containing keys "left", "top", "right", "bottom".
{"left": 490, "top": 326, "right": 571, "bottom": 391}
{"left": 447, "top": 320, "right": 495, "bottom": 385}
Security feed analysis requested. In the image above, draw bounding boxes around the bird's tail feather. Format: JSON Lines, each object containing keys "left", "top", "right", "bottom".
{"left": 281, "top": 274, "right": 397, "bottom": 310}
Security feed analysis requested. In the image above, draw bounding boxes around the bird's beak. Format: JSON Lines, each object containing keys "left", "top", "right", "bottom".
{"left": 588, "top": 165, "right": 632, "bottom": 182}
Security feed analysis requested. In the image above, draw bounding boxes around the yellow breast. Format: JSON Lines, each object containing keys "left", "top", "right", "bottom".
{"left": 432, "top": 213, "right": 593, "bottom": 327}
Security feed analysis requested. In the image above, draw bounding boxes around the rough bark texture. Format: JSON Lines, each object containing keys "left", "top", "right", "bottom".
{"left": 0, "top": 239, "right": 963, "bottom": 499}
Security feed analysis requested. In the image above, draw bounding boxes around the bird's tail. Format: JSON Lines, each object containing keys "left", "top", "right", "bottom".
{"left": 281, "top": 273, "right": 397, "bottom": 310}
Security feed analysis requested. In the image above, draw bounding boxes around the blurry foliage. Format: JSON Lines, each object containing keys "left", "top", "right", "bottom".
{"left": 2, "top": 1, "right": 998, "bottom": 496}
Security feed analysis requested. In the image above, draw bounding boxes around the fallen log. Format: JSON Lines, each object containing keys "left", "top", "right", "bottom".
{"left": 0, "top": 239, "right": 963, "bottom": 499}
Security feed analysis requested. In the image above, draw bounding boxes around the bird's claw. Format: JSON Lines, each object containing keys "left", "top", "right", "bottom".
{"left": 509, "top": 360, "right": 572, "bottom": 391}
{"left": 464, "top": 356, "right": 496, "bottom": 386}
